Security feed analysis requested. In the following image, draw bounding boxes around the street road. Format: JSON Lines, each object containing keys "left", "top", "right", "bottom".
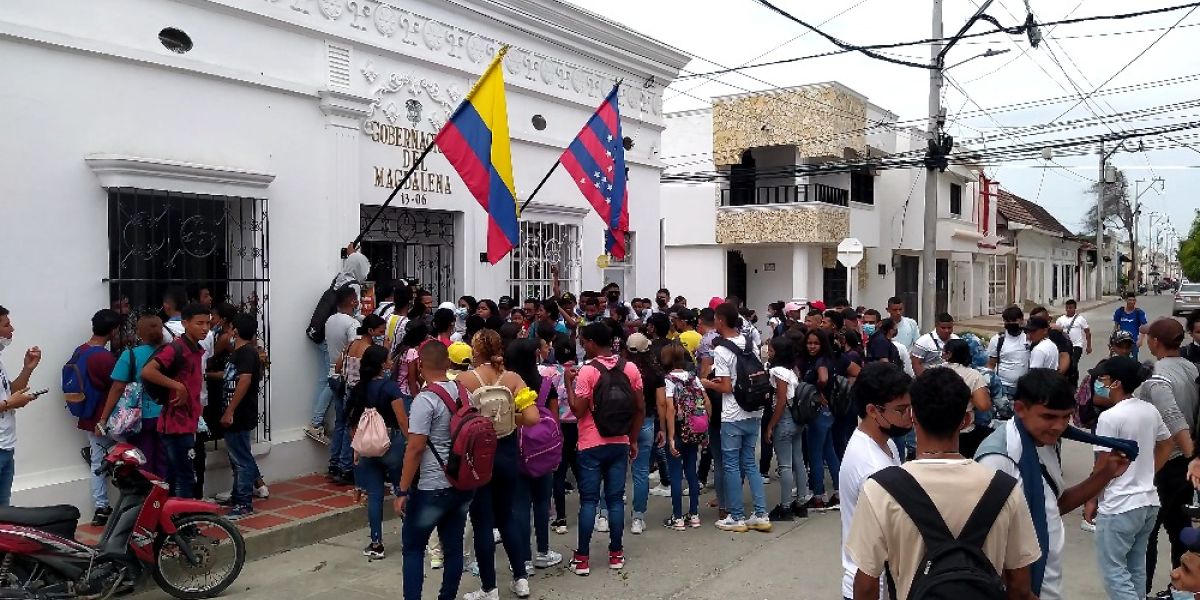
{"left": 154, "top": 296, "right": 1184, "bottom": 600}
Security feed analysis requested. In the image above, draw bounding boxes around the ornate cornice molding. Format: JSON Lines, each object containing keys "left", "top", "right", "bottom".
{"left": 85, "top": 154, "right": 276, "bottom": 199}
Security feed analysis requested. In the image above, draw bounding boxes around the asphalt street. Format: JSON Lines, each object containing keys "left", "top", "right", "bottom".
{"left": 151, "top": 295, "right": 1185, "bottom": 600}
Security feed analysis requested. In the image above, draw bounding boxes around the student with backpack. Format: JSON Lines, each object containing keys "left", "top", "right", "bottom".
{"left": 762, "top": 336, "right": 810, "bottom": 522}
{"left": 508, "top": 339, "right": 564, "bottom": 572}
{"left": 98, "top": 314, "right": 168, "bottom": 481}
{"left": 661, "top": 342, "right": 708, "bottom": 530}
{"left": 564, "top": 322, "right": 645, "bottom": 576}
{"left": 64, "top": 309, "right": 121, "bottom": 526}
{"left": 625, "top": 333, "right": 665, "bottom": 535}
{"left": 799, "top": 328, "right": 840, "bottom": 510}
{"left": 549, "top": 334, "right": 581, "bottom": 536}
{"left": 397, "top": 341, "right": 478, "bottom": 600}
{"left": 459, "top": 329, "right": 541, "bottom": 600}
{"left": 846, "top": 367, "right": 1041, "bottom": 600}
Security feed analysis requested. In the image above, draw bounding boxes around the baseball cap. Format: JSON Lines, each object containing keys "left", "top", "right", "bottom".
{"left": 808, "top": 300, "right": 827, "bottom": 312}
{"left": 1089, "top": 356, "right": 1148, "bottom": 392}
{"left": 447, "top": 342, "right": 473, "bottom": 367}
{"left": 1023, "top": 316, "right": 1050, "bottom": 332}
{"left": 498, "top": 296, "right": 513, "bottom": 308}
{"left": 438, "top": 301, "right": 456, "bottom": 312}
{"left": 1110, "top": 330, "right": 1135, "bottom": 346}
{"left": 783, "top": 301, "right": 804, "bottom": 314}
{"left": 626, "top": 332, "right": 651, "bottom": 353}
{"left": 675, "top": 307, "right": 697, "bottom": 324}
{"left": 708, "top": 296, "right": 724, "bottom": 311}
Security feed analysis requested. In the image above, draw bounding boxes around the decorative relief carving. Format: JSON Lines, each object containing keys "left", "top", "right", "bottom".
{"left": 715, "top": 205, "right": 849, "bottom": 245}
{"left": 317, "top": 0, "right": 344, "bottom": 20}
{"left": 374, "top": 4, "right": 399, "bottom": 35}
{"left": 361, "top": 60, "right": 378, "bottom": 83}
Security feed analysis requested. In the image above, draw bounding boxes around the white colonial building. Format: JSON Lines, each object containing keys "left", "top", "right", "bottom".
{"left": 0, "top": 0, "right": 687, "bottom": 509}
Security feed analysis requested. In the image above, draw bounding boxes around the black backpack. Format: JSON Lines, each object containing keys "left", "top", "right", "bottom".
{"left": 143, "top": 339, "right": 188, "bottom": 405}
{"left": 870, "top": 466, "right": 1017, "bottom": 600}
{"left": 827, "top": 374, "right": 853, "bottom": 416}
{"left": 714, "top": 338, "right": 772, "bottom": 412}
{"left": 592, "top": 358, "right": 638, "bottom": 438}
{"left": 306, "top": 277, "right": 359, "bottom": 344}
{"left": 788, "top": 379, "right": 820, "bottom": 426}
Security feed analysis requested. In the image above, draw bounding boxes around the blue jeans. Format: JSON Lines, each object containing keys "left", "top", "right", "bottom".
{"left": 806, "top": 409, "right": 840, "bottom": 497}
{"left": 224, "top": 429, "right": 260, "bottom": 508}
{"left": 312, "top": 343, "right": 333, "bottom": 428}
{"left": 666, "top": 440, "right": 700, "bottom": 518}
{"left": 0, "top": 449, "right": 13, "bottom": 506}
{"left": 328, "top": 379, "right": 352, "bottom": 473}
{"left": 86, "top": 432, "right": 114, "bottom": 508}
{"left": 357, "top": 430, "right": 406, "bottom": 544}
{"left": 721, "top": 417, "right": 767, "bottom": 520}
{"left": 402, "top": 487, "right": 473, "bottom": 600}
{"left": 514, "top": 473, "right": 552, "bottom": 561}
{"left": 576, "top": 443, "right": 628, "bottom": 556}
{"left": 162, "top": 433, "right": 196, "bottom": 499}
{"left": 1097, "top": 505, "right": 1159, "bottom": 600}
{"left": 772, "top": 414, "right": 809, "bottom": 507}
{"left": 631, "top": 416, "right": 654, "bottom": 519}
{"left": 470, "top": 435, "right": 525, "bottom": 589}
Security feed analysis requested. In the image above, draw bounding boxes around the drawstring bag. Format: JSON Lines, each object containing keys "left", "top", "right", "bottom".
{"left": 352, "top": 407, "right": 391, "bottom": 458}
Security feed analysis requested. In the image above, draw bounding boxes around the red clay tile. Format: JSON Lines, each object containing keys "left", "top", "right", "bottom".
{"left": 314, "top": 494, "right": 359, "bottom": 509}
{"left": 265, "top": 481, "right": 307, "bottom": 495}
{"left": 292, "top": 474, "right": 331, "bottom": 487}
{"left": 276, "top": 504, "right": 330, "bottom": 520}
{"left": 253, "top": 497, "right": 299, "bottom": 512}
{"left": 233, "top": 514, "right": 288, "bottom": 531}
{"left": 280, "top": 488, "right": 336, "bottom": 502}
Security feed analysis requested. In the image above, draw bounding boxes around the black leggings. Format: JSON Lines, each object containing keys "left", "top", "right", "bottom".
{"left": 470, "top": 435, "right": 525, "bottom": 590}
{"left": 553, "top": 423, "right": 581, "bottom": 520}
{"left": 1147, "top": 455, "right": 1192, "bottom": 593}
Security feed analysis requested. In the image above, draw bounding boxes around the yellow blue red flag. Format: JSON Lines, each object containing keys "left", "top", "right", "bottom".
{"left": 434, "top": 46, "right": 519, "bottom": 265}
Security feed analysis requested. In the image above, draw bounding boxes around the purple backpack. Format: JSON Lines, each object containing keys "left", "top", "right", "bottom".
{"left": 518, "top": 378, "right": 564, "bottom": 477}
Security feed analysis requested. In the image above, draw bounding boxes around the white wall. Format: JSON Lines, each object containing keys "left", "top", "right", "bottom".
{"left": 740, "top": 247, "right": 793, "bottom": 319}
{"left": 662, "top": 247, "right": 725, "bottom": 308}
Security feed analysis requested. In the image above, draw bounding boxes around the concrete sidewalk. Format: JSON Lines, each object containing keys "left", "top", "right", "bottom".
{"left": 956, "top": 295, "right": 1121, "bottom": 335}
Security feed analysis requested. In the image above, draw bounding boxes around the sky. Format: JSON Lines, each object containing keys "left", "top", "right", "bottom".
{"left": 564, "top": 0, "right": 1200, "bottom": 254}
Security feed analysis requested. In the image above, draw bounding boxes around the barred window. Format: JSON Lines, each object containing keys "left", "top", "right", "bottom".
{"left": 509, "top": 221, "right": 582, "bottom": 300}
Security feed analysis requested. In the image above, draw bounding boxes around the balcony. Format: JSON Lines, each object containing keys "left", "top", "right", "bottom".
{"left": 720, "top": 183, "right": 849, "bottom": 207}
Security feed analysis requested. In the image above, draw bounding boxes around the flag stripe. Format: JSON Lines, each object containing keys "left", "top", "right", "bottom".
{"left": 486, "top": 166, "right": 520, "bottom": 247}
{"left": 560, "top": 149, "right": 611, "bottom": 222}
{"left": 596, "top": 99, "right": 620, "bottom": 140}
{"left": 558, "top": 84, "right": 630, "bottom": 260}
{"left": 435, "top": 112, "right": 492, "bottom": 205}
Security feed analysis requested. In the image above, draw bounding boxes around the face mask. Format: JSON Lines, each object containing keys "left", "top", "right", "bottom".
{"left": 656, "top": 298, "right": 667, "bottom": 307}
{"left": 456, "top": 307, "right": 468, "bottom": 318}
{"left": 0, "top": 337, "right": 10, "bottom": 352}
{"left": 874, "top": 410, "right": 912, "bottom": 438}
{"left": 1094, "top": 380, "right": 1112, "bottom": 399}
{"left": 607, "top": 293, "right": 619, "bottom": 302}
{"left": 863, "top": 324, "right": 877, "bottom": 336}
{"left": 1171, "top": 590, "right": 1196, "bottom": 600}
{"left": 372, "top": 335, "right": 386, "bottom": 346}
{"left": 1005, "top": 323, "right": 1022, "bottom": 336}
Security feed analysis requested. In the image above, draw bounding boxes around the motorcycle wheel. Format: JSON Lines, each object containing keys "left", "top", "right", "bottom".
{"left": 151, "top": 514, "right": 246, "bottom": 600}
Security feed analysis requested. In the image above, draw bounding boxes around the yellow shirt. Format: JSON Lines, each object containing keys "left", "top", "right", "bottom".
{"left": 679, "top": 330, "right": 702, "bottom": 358}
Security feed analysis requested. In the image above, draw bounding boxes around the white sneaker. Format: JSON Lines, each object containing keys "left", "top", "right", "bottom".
{"left": 462, "top": 589, "right": 499, "bottom": 600}
{"left": 745, "top": 514, "right": 772, "bottom": 532}
{"left": 1081, "top": 519, "right": 1097, "bottom": 533}
{"left": 430, "top": 548, "right": 444, "bottom": 569}
{"left": 649, "top": 471, "right": 660, "bottom": 483}
{"left": 254, "top": 484, "right": 269, "bottom": 498}
{"left": 714, "top": 516, "right": 748, "bottom": 532}
{"left": 492, "top": 528, "right": 501, "bottom": 543}
{"left": 631, "top": 518, "right": 646, "bottom": 534}
{"left": 649, "top": 484, "right": 672, "bottom": 497}
{"left": 510, "top": 579, "right": 530, "bottom": 599}
{"left": 304, "top": 425, "right": 330, "bottom": 445}
{"left": 760, "top": 474, "right": 771, "bottom": 484}
{"left": 533, "top": 550, "right": 562, "bottom": 568}
{"left": 595, "top": 514, "right": 609, "bottom": 532}
{"left": 214, "top": 491, "right": 232, "bottom": 503}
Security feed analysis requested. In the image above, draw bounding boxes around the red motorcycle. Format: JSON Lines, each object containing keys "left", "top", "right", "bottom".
{"left": 0, "top": 443, "right": 246, "bottom": 599}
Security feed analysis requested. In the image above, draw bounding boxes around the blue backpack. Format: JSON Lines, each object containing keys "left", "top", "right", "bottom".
{"left": 62, "top": 346, "right": 107, "bottom": 419}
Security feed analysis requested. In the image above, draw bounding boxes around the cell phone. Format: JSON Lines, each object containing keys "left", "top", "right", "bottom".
{"left": 25, "top": 389, "right": 48, "bottom": 399}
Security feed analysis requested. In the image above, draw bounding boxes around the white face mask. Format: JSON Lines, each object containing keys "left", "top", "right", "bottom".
{"left": 0, "top": 337, "right": 10, "bottom": 352}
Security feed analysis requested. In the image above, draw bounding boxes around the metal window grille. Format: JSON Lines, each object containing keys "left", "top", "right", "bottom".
{"left": 105, "top": 188, "right": 271, "bottom": 441}
{"left": 509, "top": 221, "right": 582, "bottom": 300}
{"left": 358, "top": 206, "right": 455, "bottom": 302}
{"left": 989, "top": 257, "right": 1008, "bottom": 314}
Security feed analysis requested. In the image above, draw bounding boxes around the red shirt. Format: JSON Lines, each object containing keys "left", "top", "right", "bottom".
{"left": 154, "top": 337, "right": 205, "bottom": 436}
{"left": 76, "top": 344, "right": 116, "bottom": 432}
{"left": 573, "top": 355, "right": 643, "bottom": 451}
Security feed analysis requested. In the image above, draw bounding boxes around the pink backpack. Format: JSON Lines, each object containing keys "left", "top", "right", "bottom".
{"left": 518, "top": 378, "right": 564, "bottom": 477}
{"left": 351, "top": 407, "right": 391, "bottom": 458}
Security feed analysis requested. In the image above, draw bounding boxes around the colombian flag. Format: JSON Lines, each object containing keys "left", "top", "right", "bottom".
{"left": 435, "top": 46, "right": 519, "bottom": 265}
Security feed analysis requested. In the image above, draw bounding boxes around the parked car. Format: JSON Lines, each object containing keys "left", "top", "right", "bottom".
{"left": 1174, "top": 283, "right": 1200, "bottom": 316}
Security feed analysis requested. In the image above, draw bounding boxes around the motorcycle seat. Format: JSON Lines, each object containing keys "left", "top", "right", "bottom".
{"left": 0, "top": 505, "right": 81, "bottom": 528}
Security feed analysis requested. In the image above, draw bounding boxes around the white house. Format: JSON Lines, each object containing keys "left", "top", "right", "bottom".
{"left": 0, "top": 0, "right": 687, "bottom": 509}
{"left": 995, "top": 189, "right": 1086, "bottom": 308}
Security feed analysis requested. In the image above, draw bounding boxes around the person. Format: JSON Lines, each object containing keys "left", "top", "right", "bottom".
{"left": 661, "top": 342, "right": 708, "bottom": 530}
{"left": 508, "top": 339, "right": 562, "bottom": 572}
{"left": 98, "top": 314, "right": 168, "bottom": 481}
{"left": 1110, "top": 330, "right": 1137, "bottom": 358}
{"left": 323, "top": 287, "right": 361, "bottom": 485}
{"left": 346, "top": 343, "right": 407, "bottom": 559}
{"left": 431, "top": 308, "right": 455, "bottom": 347}
{"left": 459, "top": 329, "right": 540, "bottom": 600}
{"left": 763, "top": 336, "right": 810, "bottom": 521}
{"left": 397, "top": 341, "right": 474, "bottom": 600}
{"left": 476, "top": 299, "right": 499, "bottom": 322}
{"left": 672, "top": 309, "right": 702, "bottom": 366}
{"left": 909, "top": 313, "right": 958, "bottom": 375}
{"left": 695, "top": 308, "right": 724, "bottom": 505}
{"left": 846, "top": 367, "right": 1041, "bottom": 600}
{"left": 839, "top": 361, "right": 912, "bottom": 600}
{"left": 141, "top": 303, "right": 210, "bottom": 499}
{"left": 70, "top": 309, "right": 121, "bottom": 525}
{"left": 601, "top": 283, "right": 624, "bottom": 319}
{"left": 937, "top": 339, "right": 993, "bottom": 457}
{"left": 547, "top": 333, "right": 580, "bottom": 536}
{"left": 1113, "top": 292, "right": 1149, "bottom": 360}
{"left": 976, "top": 368, "right": 1132, "bottom": 600}
{"left": 800, "top": 328, "right": 839, "bottom": 510}
{"left": 1055, "top": 299, "right": 1092, "bottom": 379}
{"left": 393, "top": 320, "right": 430, "bottom": 415}
{"left": 886, "top": 297, "right": 920, "bottom": 349}
{"left": 830, "top": 329, "right": 865, "bottom": 463}
{"left": 705, "top": 303, "right": 770, "bottom": 532}
{"left": 987, "top": 306, "right": 1030, "bottom": 422}
{"left": 1182, "top": 310, "right": 1200, "bottom": 364}
{"left": 564, "top": 322, "right": 644, "bottom": 576}
{"left": 1025, "top": 316, "right": 1064, "bottom": 372}
{"left": 0, "top": 305, "right": 40, "bottom": 506}
{"left": 1171, "top": 539, "right": 1200, "bottom": 599}
{"left": 495, "top": 297, "right": 512, "bottom": 322}
{"left": 161, "top": 286, "right": 188, "bottom": 341}
{"left": 1029, "top": 308, "right": 1073, "bottom": 378}
{"left": 1088, "top": 356, "right": 1175, "bottom": 600}
{"left": 219, "top": 313, "right": 265, "bottom": 520}
{"left": 625, "top": 333, "right": 664, "bottom": 535}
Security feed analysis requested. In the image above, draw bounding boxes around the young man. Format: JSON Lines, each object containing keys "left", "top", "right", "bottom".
{"left": 161, "top": 286, "right": 188, "bottom": 341}
{"left": 1054, "top": 299, "right": 1092, "bottom": 373}
{"left": 1183, "top": 311, "right": 1200, "bottom": 364}
{"left": 847, "top": 368, "right": 1040, "bottom": 600}
{"left": 653, "top": 288, "right": 672, "bottom": 314}
{"left": 323, "top": 286, "right": 360, "bottom": 485}
{"left": 74, "top": 309, "right": 122, "bottom": 525}
{"left": 987, "top": 306, "right": 1030, "bottom": 421}
{"left": 1024, "top": 317, "right": 1063, "bottom": 372}
{"left": 1113, "top": 292, "right": 1149, "bottom": 360}
{"left": 220, "top": 314, "right": 264, "bottom": 519}
{"left": 704, "top": 303, "right": 770, "bottom": 533}
{"left": 0, "top": 306, "right": 41, "bottom": 506}
{"left": 1029, "top": 308, "right": 1073, "bottom": 379}
{"left": 1089, "top": 356, "right": 1175, "bottom": 600}
{"left": 564, "top": 322, "right": 644, "bottom": 575}
{"left": 672, "top": 309, "right": 702, "bottom": 364}
{"left": 886, "top": 296, "right": 920, "bottom": 349}
{"left": 839, "top": 362, "right": 912, "bottom": 600}
{"left": 976, "top": 368, "right": 1131, "bottom": 600}
{"left": 910, "top": 313, "right": 959, "bottom": 375}
{"left": 695, "top": 308, "right": 725, "bottom": 500}
{"left": 398, "top": 341, "right": 474, "bottom": 600}
{"left": 142, "top": 303, "right": 210, "bottom": 499}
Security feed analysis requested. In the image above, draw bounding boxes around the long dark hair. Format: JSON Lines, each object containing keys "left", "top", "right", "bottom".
{"left": 505, "top": 338, "right": 542, "bottom": 391}
{"left": 349, "top": 345, "right": 389, "bottom": 425}
{"left": 459, "top": 295, "right": 478, "bottom": 314}
{"left": 804, "top": 329, "right": 832, "bottom": 360}
{"left": 769, "top": 335, "right": 798, "bottom": 369}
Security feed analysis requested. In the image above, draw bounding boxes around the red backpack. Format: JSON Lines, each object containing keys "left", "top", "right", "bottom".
{"left": 426, "top": 381, "right": 498, "bottom": 491}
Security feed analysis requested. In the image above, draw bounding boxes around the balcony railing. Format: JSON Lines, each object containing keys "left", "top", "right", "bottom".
{"left": 720, "top": 183, "right": 849, "bottom": 207}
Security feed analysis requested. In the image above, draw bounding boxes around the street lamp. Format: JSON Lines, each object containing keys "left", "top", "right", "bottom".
{"left": 945, "top": 47, "right": 1012, "bottom": 70}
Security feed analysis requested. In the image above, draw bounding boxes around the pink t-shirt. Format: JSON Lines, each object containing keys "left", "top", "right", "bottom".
{"left": 573, "top": 355, "right": 643, "bottom": 451}
{"left": 396, "top": 348, "right": 419, "bottom": 396}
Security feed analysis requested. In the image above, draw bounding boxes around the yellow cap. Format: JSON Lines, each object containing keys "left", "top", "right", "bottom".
{"left": 448, "top": 342, "right": 472, "bottom": 367}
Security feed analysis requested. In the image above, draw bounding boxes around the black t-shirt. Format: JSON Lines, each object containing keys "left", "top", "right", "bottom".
{"left": 349, "top": 379, "right": 405, "bottom": 430}
{"left": 866, "top": 334, "right": 898, "bottom": 365}
{"left": 1048, "top": 330, "right": 1072, "bottom": 355}
{"left": 223, "top": 344, "right": 262, "bottom": 432}
{"left": 641, "top": 368, "right": 664, "bottom": 420}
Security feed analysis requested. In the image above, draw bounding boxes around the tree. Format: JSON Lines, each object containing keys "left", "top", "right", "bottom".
{"left": 1181, "top": 209, "right": 1200, "bottom": 282}
{"left": 1083, "top": 167, "right": 1136, "bottom": 288}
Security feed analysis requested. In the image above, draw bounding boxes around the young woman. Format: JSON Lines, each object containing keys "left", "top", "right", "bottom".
{"left": 457, "top": 296, "right": 478, "bottom": 336}
{"left": 346, "top": 345, "right": 408, "bottom": 560}
{"left": 661, "top": 342, "right": 708, "bottom": 530}
{"left": 460, "top": 330, "right": 541, "bottom": 600}
{"left": 340, "top": 315, "right": 386, "bottom": 391}
{"left": 800, "top": 329, "right": 839, "bottom": 510}
{"left": 508, "top": 338, "right": 563, "bottom": 572}
{"left": 549, "top": 333, "right": 580, "bottom": 535}
{"left": 97, "top": 314, "right": 168, "bottom": 479}
{"left": 392, "top": 320, "right": 430, "bottom": 405}
{"left": 431, "top": 308, "right": 456, "bottom": 347}
{"left": 763, "top": 336, "right": 809, "bottom": 520}
{"left": 626, "top": 333, "right": 665, "bottom": 535}
{"left": 476, "top": 299, "right": 499, "bottom": 322}
{"left": 829, "top": 330, "right": 864, "bottom": 463}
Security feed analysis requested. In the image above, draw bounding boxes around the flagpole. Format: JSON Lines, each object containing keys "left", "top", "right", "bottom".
{"left": 518, "top": 159, "right": 561, "bottom": 213}
{"left": 353, "top": 140, "right": 438, "bottom": 247}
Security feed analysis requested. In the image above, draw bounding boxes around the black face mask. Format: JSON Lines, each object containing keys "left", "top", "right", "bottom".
{"left": 1005, "top": 323, "right": 1022, "bottom": 336}
{"left": 656, "top": 297, "right": 667, "bottom": 308}
{"left": 874, "top": 411, "right": 912, "bottom": 438}
{"left": 607, "top": 292, "right": 620, "bottom": 303}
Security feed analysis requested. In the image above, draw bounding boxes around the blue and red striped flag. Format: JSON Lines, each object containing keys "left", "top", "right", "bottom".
{"left": 434, "top": 47, "right": 519, "bottom": 265}
{"left": 560, "top": 85, "right": 629, "bottom": 260}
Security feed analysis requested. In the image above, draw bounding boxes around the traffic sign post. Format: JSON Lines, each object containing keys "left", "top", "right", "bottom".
{"left": 837, "top": 238, "right": 864, "bottom": 308}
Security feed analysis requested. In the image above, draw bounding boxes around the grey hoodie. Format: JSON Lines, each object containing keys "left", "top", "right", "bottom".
{"left": 333, "top": 252, "right": 370, "bottom": 316}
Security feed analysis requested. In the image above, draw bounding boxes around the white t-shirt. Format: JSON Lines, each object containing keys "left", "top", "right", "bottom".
{"left": 712, "top": 334, "right": 762, "bottom": 423}
{"left": 768, "top": 366, "right": 798, "bottom": 405}
{"left": 0, "top": 355, "right": 15, "bottom": 451}
{"left": 978, "top": 420, "right": 1065, "bottom": 600}
{"left": 840, "top": 429, "right": 900, "bottom": 599}
{"left": 893, "top": 341, "right": 915, "bottom": 377}
{"left": 1094, "top": 397, "right": 1170, "bottom": 515}
{"left": 911, "top": 332, "right": 959, "bottom": 369}
{"left": 162, "top": 317, "right": 185, "bottom": 343}
{"left": 987, "top": 333, "right": 1030, "bottom": 386}
{"left": 1029, "top": 338, "right": 1060, "bottom": 371}
{"left": 324, "top": 312, "right": 361, "bottom": 374}
{"left": 664, "top": 369, "right": 695, "bottom": 399}
{"left": 1055, "top": 315, "right": 1089, "bottom": 348}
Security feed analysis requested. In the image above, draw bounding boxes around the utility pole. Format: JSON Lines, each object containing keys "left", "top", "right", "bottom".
{"left": 920, "top": 0, "right": 944, "bottom": 333}
{"left": 1096, "top": 143, "right": 1105, "bottom": 299}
